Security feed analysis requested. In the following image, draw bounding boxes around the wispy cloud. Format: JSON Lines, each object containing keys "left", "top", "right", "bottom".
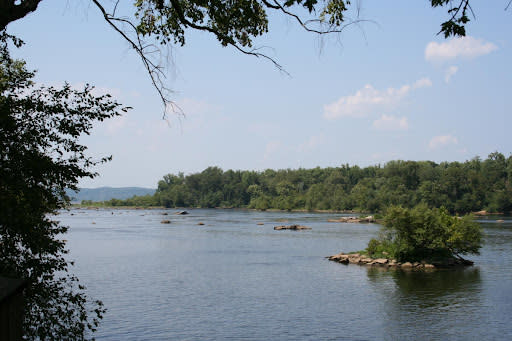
{"left": 425, "top": 36, "right": 497, "bottom": 62}
{"left": 413, "top": 78, "right": 432, "bottom": 89}
{"left": 105, "top": 115, "right": 128, "bottom": 136}
{"left": 298, "top": 134, "right": 325, "bottom": 152}
{"left": 323, "top": 78, "right": 431, "bottom": 120}
{"left": 372, "top": 115, "right": 409, "bottom": 131}
{"left": 428, "top": 135, "right": 458, "bottom": 150}
{"left": 444, "top": 66, "right": 459, "bottom": 83}
{"left": 264, "top": 141, "right": 283, "bottom": 160}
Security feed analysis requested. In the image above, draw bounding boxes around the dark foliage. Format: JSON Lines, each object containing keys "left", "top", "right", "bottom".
{"left": 0, "top": 32, "right": 129, "bottom": 340}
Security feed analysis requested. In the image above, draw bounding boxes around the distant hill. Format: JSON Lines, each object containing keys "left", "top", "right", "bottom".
{"left": 66, "top": 187, "right": 156, "bottom": 203}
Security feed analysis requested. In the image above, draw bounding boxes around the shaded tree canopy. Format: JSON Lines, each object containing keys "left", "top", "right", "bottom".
{"left": 0, "top": 0, "right": 477, "bottom": 38}
{"left": 0, "top": 0, "right": 479, "bottom": 112}
{"left": 0, "top": 33, "right": 129, "bottom": 339}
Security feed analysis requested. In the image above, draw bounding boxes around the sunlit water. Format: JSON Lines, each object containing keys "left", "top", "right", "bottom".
{"left": 59, "top": 209, "right": 512, "bottom": 340}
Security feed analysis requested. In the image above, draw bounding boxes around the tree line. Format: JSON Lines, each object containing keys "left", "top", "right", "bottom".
{"left": 97, "top": 152, "right": 512, "bottom": 214}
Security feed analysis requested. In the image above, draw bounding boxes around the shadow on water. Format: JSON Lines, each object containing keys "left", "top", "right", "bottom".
{"left": 364, "top": 267, "right": 484, "bottom": 340}
{"left": 368, "top": 266, "right": 480, "bottom": 295}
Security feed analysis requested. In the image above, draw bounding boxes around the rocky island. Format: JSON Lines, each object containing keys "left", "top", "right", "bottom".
{"left": 327, "top": 252, "right": 473, "bottom": 269}
{"left": 327, "top": 205, "right": 481, "bottom": 270}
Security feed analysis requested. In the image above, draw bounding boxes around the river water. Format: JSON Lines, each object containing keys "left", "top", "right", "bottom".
{"left": 59, "top": 208, "right": 512, "bottom": 340}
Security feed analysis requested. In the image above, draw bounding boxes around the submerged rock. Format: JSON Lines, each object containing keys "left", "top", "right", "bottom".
{"left": 161, "top": 220, "right": 171, "bottom": 224}
{"left": 274, "top": 224, "right": 311, "bottom": 231}
{"left": 174, "top": 211, "right": 189, "bottom": 215}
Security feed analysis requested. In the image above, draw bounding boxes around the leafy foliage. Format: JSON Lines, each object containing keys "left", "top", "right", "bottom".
{"left": 431, "top": 0, "right": 472, "bottom": 37}
{"left": 0, "top": 33, "right": 129, "bottom": 340}
{"left": 368, "top": 205, "right": 482, "bottom": 262}
{"left": 134, "top": 0, "right": 475, "bottom": 49}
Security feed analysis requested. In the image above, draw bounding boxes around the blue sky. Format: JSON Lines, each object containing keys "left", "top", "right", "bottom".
{"left": 8, "top": 0, "right": 512, "bottom": 188}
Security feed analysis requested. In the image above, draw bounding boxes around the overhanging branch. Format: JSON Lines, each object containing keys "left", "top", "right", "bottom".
{"left": 91, "top": 0, "right": 181, "bottom": 119}
{"left": 0, "top": 0, "right": 43, "bottom": 31}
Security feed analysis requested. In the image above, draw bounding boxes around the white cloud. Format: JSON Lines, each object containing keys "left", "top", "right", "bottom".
{"left": 323, "top": 78, "right": 431, "bottom": 120}
{"left": 425, "top": 36, "right": 497, "bottom": 62}
{"left": 105, "top": 115, "right": 128, "bottom": 135}
{"left": 413, "top": 78, "right": 432, "bottom": 89}
{"left": 174, "top": 98, "right": 213, "bottom": 116}
{"left": 429, "top": 135, "right": 458, "bottom": 150}
{"left": 298, "top": 134, "right": 325, "bottom": 152}
{"left": 372, "top": 115, "right": 409, "bottom": 131}
{"left": 444, "top": 66, "right": 459, "bottom": 83}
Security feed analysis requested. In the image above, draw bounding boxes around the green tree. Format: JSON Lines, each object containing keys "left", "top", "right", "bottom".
{"left": 0, "top": 34, "right": 128, "bottom": 339}
{"left": 377, "top": 205, "right": 482, "bottom": 262}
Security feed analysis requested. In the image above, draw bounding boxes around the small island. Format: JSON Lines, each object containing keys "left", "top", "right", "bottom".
{"left": 328, "top": 205, "right": 482, "bottom": 270}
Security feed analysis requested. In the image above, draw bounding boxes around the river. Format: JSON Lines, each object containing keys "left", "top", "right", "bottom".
{"left": 59, "top": 208, "right": 512, "bottom": 340}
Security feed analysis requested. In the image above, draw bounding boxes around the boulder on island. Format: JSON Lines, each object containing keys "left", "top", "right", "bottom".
{"left": 274, "top": 224, "right": 311, "bottom": 231}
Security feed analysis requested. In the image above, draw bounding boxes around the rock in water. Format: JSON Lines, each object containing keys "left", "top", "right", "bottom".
{"left": 274, "top": 225, "right": 311, "bottom": 230}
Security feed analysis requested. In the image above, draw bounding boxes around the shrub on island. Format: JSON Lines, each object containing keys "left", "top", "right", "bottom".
{"left": 329, "top": 205, "right": 482, "bottom": 268}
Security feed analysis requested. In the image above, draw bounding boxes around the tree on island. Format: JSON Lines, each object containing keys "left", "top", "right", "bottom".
{"left": 366, "top": 205, "right": 482, "bottom": 264}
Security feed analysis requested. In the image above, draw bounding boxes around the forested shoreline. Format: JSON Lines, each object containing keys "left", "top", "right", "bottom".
{"left": 87, "top": 152, "right": 512, "bottom": 214}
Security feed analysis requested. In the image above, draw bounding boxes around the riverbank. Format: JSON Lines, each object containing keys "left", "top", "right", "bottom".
{"left": 69, "top": 204, "right": 506, "bottom": 217}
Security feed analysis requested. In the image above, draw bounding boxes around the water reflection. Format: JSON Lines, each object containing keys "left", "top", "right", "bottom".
{"left": 366, "top": 267, "right": 483, "bottom": 340}
{"left": 369, "top": 266, "right": 480, "bottom": 295}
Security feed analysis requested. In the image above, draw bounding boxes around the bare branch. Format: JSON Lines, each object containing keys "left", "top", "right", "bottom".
{"left": 91, "top": 0, "right": 180, "bottom": 119}
{"left": 90, "top": 0, "right": 370, "bottom": 118}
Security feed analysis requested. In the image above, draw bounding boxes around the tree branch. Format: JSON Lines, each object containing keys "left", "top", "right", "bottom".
{"left": 0, "top": 0, "right": 43, "bottom": 31}
{"left": 91, "top": 0, "right": 181, "bottom": 119}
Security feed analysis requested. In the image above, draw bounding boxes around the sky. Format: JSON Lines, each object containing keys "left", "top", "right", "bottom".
{"left": 7, "top": 0, "right": 512, "bottom": 188}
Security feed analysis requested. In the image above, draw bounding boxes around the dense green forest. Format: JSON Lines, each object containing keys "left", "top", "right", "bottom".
{"left": 93, "top": 152, "right": 512, "bottom": 214}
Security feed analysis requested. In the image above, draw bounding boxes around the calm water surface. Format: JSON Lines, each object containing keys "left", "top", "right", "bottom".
{"left": 59, "top": 209, "right": 512, "bottom": 340}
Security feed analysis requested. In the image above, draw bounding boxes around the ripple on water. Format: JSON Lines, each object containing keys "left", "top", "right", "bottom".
{"left": 59, "top": 208, "right": 512, "bottom": 340}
